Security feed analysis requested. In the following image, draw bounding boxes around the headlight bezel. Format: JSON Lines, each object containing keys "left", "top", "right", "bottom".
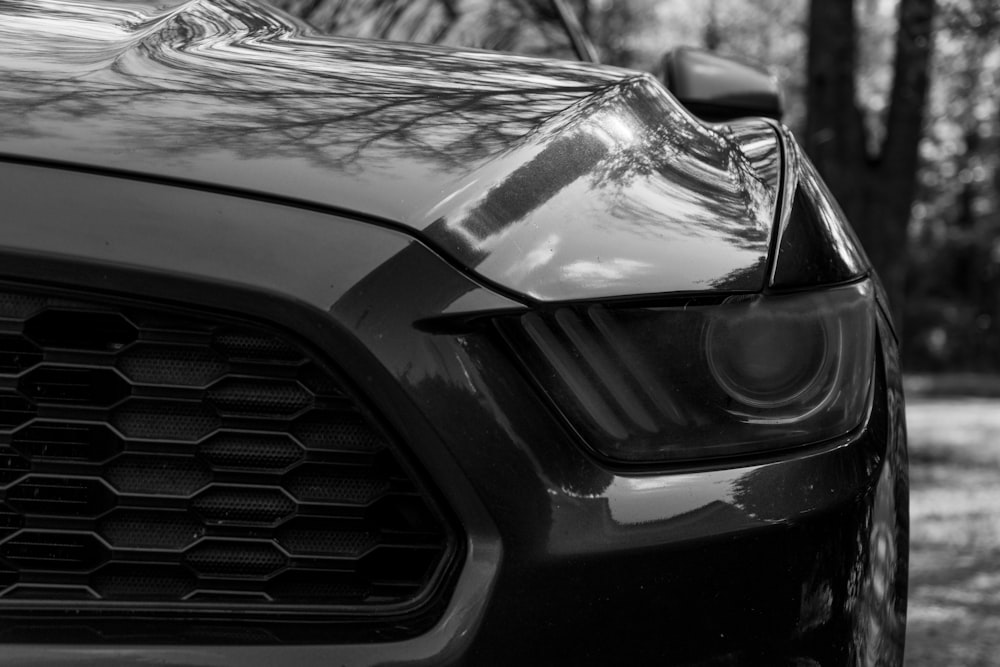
{"left": 495, "top": 279, "right": 877, "bottom": 466}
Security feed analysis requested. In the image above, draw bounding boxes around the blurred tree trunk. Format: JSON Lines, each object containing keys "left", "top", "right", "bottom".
{"left": 703, "top": 0, "right": 721, "bottom": 52}
{"left": 805, "top": 0, "right": 935, "bottom": 328}
{"left": 575, "top": 0, "right": 592, "bottom": 36}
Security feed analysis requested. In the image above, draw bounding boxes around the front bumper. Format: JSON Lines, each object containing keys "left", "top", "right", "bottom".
{"left": 0, "top": 161, "right": 907, "bottom": 665}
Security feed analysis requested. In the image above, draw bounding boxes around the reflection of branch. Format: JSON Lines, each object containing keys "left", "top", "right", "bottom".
{"left": 270, "top": 0, "right": 575, "bottom": 58}
{"left": 0, "top": 0, "right": 617, "bottom": 175}
{"left": 435, "top": 0, "right": 459, "bottom": 43}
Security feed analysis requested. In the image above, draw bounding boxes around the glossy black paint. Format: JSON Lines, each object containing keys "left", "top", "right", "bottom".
{"left": 0, "top": 0, "right": 906, "bottom": 663}
{"left": 769, "top": 130, "right": 870, "bottom": 290}
{"left": 660, "top": 47, "right": 784, "bottom": 121}
{"left": 0, "top": 0, "right": 782, "bottom": 302}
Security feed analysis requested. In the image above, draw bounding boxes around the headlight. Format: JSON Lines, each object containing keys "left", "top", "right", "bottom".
{"left": 498, "top": 281, "right": 875, "bottom": 463}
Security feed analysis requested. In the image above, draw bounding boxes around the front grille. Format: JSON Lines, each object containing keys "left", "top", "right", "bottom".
{"left": 0, "top": 287, "right": 457, "bottom": 636}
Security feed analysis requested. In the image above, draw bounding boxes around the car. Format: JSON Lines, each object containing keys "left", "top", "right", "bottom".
{"left": 0, "top": 0, "right": 907, "bottom": 664}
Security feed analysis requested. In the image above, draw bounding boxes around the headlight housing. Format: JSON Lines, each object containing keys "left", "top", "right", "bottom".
{"left": 498, "top": 281, "right": 875, "bottom": 463}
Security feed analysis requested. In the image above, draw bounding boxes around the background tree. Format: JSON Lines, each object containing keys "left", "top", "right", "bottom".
{"left": 904, "top": 0, "right": 1000, "bottom": 370}
{"left": 804, "top": 0, "right": 935, "bottom": 328}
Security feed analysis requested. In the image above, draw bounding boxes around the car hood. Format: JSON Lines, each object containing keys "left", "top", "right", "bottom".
{"left": 0, "top": 0, "right": 782, "bottom": 302}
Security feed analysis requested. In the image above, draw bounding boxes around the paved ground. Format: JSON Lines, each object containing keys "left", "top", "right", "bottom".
{"left": 905, "top": 398, "right": 1000, "bottom": 666}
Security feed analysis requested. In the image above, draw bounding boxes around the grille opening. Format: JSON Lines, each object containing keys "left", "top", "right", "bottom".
{"left": 276, "top": 518, "right": 378, "bottom": 557}
{"left": 92, "top": 564, "right": 197, "bottom": 601}
{"left": 0, "top": 453, "right": 29, "bottom": 485}
{"left": 0, "top": 395, "right": 34, "bottom": 428}
{"left": 199, "top": 433, "right": 303, "bottom": 471}
{"left": 0, "top": 503, "right": 23, "bottom": 537}
{"left": 0, "top": 337, "right": 41, "bottom": 374}
{"left": 6, "top": 478, "right": 116, "bottom": 517}
{"left": 213, "top": 330, "right": 303, "bottom": 363}
{"left": 0, "top": 288, "right": 458, "bottom": 640}
{"left": 186, "top": 541, "right": 288, "bottom": 577}
{"left": 13, "top": 423, "right": 123, "bottom": 462}
{"left": 0, "top": 532, "right": 109, "bottom": 570}
{"left": 207, "top": 379, "right": 312, "bottom": 418}
{"left": 112, "top": 401, "right": 220, "bottom": 441}
{"left": 106, "top": 455, "right": 212, "bottom": 496}
{"left": 192, "top": 487, "right": 296, "bottom": 525}
{"left": 20, "top": 367, "right": 130, "bottom": 406}
{"left": 24, "top": 311, "right": 137, "bottom": 352}
{"left": 99, "top": 510, "right": 204, "bottom": 549}
{"left": 117, "top": 345, "right": 228, "bottom": 386}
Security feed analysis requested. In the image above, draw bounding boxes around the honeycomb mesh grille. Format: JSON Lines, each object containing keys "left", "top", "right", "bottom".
{"left": 0, "top": 288, "right": 455, "bottom": 629}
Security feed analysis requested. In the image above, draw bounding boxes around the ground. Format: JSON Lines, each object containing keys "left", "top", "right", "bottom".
{"left": 905, "top": 394, "right": 1000, "bottom": 666}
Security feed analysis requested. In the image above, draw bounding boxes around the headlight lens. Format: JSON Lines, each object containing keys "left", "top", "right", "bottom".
{"left": 706, "top": 307, "right": 831, "bottom": 409}
{"left": 498, "top": 281, "right": 875, "bottom": 463}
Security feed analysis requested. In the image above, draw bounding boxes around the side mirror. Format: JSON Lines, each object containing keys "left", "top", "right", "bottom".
{"left": 659, "top": 47, "right": 783, "bottom": 122}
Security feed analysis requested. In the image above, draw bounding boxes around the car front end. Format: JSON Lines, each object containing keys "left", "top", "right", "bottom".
{"left": 0, "top": 0, "right": 906, "bottom": 664}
